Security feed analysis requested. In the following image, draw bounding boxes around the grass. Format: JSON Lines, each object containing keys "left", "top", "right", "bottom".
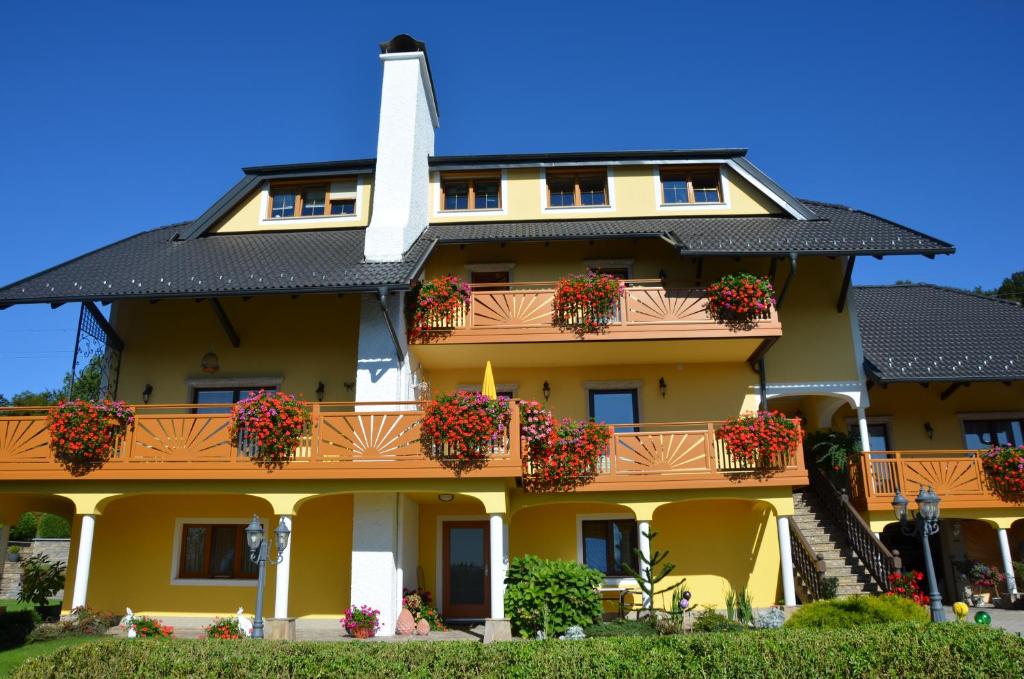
{"left": 0, "top": 601, "right": 59, "bottom": 614}
{"left": 0, "top": 637, "right": 98, "bottom": 677}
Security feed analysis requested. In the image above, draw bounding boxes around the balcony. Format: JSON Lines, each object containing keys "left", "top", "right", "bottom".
{"left": 411, "top": 280, "right": 782, "bottom": 368}
{"left": 849, "top": 450, "right": 1018, "bottom": 511}
{"left": 0, "top": 404, "right": 805, "bottom": 490}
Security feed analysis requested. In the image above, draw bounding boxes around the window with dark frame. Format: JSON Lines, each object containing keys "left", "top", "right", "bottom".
{"left": 581, "top": 519, "right": 638, "bottom": 577}
{"left": 659, "top": 168, "right": 723, "bottom": 205}
{"left": 440, "top": 174, "right": 502, "bottom": 211}
{"left": 178, "top": 523, "right": 259, "bottom": 580}
{"left": 962, "top": 418, "right": 1024, "bottom": 448}
{"left": 192, "top": 386, "right": 276, "bottom": 414}
{"left": 268, "top": 182, "right": 356, "bottom": 219}
{"left": 546, "top": 170, "right": 608, "bottom": 208}
{"left": 469, "top": 270, "right": 511, "bottom": 291}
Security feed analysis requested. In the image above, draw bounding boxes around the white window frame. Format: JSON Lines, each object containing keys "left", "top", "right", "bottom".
{"left": 257, "top": 175, "right": 364, "bottom": 226}
{"left": 540, "top": 166, "right": 617, "bottom": 214}
{"left": 170, "top": 517, "right": 259, "bottom": 588}
{"left": 575, "top": 513, "right": 639, "bottom": 587}
{"left": 652, "top": 165, "right": 732, "bottom": 212}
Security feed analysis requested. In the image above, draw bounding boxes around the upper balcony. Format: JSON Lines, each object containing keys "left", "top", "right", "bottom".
{"left": 848, "top": 450, "right": 1020, "bottom": 511}
{"left": 410, "top": 279, "right": 782, "bottom": 368}
{"left": 0, "top": 403, "right": 805, "bottom": 491}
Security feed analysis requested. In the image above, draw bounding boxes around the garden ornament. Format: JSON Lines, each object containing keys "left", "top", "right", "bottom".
{"left": 237, "top": 607, "right": 254, "bottom": 637}
{"left": 952, "top": 601, "right": 968, "bottom": 621}
{"left": 973, "top": 611, "right": 992, "bottom": 626}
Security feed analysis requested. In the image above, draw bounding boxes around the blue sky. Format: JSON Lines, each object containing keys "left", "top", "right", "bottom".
{"left": 0, "top": 1, "right": 1021, "bottom": 394}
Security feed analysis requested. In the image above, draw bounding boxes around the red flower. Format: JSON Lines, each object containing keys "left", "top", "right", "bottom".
{"left": 551, "top": 272, "right": 623, "bottom": 338}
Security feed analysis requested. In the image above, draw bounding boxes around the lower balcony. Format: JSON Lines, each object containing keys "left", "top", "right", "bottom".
{"left": 849, "top": 450, "right": 1019, "bottom": 511}
{"left": 0, "top": 404, "right": 805, "bottom": 490}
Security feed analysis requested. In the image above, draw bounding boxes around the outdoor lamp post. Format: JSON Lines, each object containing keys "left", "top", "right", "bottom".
{"left": 892, "top": 486, "right": 945, "bottom": 622}
{"left": 245, "top": 514, "right": 291, "bottom": 639}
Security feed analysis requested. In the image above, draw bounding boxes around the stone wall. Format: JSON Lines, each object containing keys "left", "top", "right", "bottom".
{"left": 0, "top": 539, "right": 71, "bottom": 601}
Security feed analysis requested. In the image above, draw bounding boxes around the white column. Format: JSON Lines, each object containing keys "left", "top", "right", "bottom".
{"left": 856, "top": 406, "right": 872, "bottom": 453}
{"left": 350, "top": 493, "right": 399, "bottom": 635}
{"left": 489, "top": 513, "right": 506, "bottom": 619}
{"left": 998, "top": 528, "right": 1018, "bottom": 595}
{"left": 274, "top": 515, "right": 293, "bottom": 619}
{"left": 777, "top": 516, "right": 797, "bottom": 606}
{"left": 637, "top": 520, "right": 652, "bottom": 607}
{"left": 71, "top": 514, "right": 96, "bottom": 610}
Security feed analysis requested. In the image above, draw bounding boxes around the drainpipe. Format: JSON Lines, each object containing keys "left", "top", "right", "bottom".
{"left": 775, "top": 253, "right": 798, "bottom": 310}
{"left": 377, "top": 287, "right": 405, "bottom": 365}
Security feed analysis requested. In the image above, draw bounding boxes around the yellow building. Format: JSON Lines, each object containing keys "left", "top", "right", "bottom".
{"left": 0, "top": 34, "right": 1017, "bottom": 636}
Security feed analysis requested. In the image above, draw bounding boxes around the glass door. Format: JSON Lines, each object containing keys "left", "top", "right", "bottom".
{"left": 442, "top": 521, "right": 490, "bottom": 619}
{"left": 589, "top": 389, "right": 639, "bottom": 433}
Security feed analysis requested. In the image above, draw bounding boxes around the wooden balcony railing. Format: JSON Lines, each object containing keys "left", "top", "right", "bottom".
{"left": 849, "top": 450, "right": 1018, "bottom": 511}
{"left": 413, "top": 279, "right": 782, "bottom": 344}
{"left": 0, "top": 406, "right": 806, "bottom": 490}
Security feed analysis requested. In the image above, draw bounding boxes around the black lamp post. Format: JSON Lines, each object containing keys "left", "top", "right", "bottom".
{"left": 245, "top": 514, "right": 291, "bottom": 639}
{"left": 892, "top": 486, "right": 945, "bottom": 622}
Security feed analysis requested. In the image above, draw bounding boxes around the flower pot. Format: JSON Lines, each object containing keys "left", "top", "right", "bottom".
{"left": 351, "top": 626, "right": 375, "bottom": 639}
{"left": 36, "top": 603, "right": 62, "bottom": 622}
{"left": 7, "top": 552, "right": 19, "bottom": 562}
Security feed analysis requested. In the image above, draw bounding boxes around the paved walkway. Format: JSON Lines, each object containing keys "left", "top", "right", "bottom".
{"left": 949, "top": 607, "right": 1024, "bottom": 635}
{"left": 120, "top": 617, "right": 484, "bottom": 641}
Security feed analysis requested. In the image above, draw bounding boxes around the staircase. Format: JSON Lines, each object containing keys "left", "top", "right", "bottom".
{"left": 792, "top": 487, "right": 880, "bottom": 598}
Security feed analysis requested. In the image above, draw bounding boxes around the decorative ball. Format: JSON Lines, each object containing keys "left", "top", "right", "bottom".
{"left": 952, "top": 602, "right": 969, "bottom": 621}
{"left": 974, "top": 611, "right": 992, "bottom": 626}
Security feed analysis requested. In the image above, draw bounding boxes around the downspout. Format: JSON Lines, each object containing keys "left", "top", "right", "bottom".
{"left": 758, "top": 358, "right": 768, "bottom": 411}
{"left": 775, "top": 253, "right": 798, "bottom": 309}
{"left": 377, "top": 287, "right": 405, "bottom": 366}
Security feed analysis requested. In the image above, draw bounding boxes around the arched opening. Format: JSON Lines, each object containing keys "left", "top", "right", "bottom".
{"left": 766, "top": 391, "right": 859, "bottom": 473}
{"left": 0, "top": 494, "right": 76, "bottom": 604}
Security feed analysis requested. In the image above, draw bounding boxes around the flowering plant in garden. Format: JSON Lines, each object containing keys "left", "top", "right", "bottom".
{"left": 229, "top": 390, "right": 311, "bottom": 469}
{"left": 716, "top": 410, "right": 801, "bottom": 468}
{"left": 402, "top": 588, "right": 446, "bottom": 631}
{"left": 551, "top": 272, "right": 624, "bottom": 338}
{"left": 966, "top": 562, "right": 1006, "bottom": 591}
{"left": 126, "top": 616, "right": 174, "bottom": 638}
{"left": 980, "top": 444, "right": 1024, "bottom": 499}
{"left": 341, "top": 604, "right": 381, "bottom": 638}
{"left": 887, "top": 570, "right": 930, "bottom": 606}
{"left": 48, "top": 400, "right": 135, "bottom": 475}
{"left": 705, "top": 273, "right": 775, "bottom": 325}
{"left": 203, "top": 616, "right": 243, "bottom": 640}
{"left": 408, "top": 274, "right": 472, "bottom": 342}
{"left": 420, "top": 391, "right": 510, "bottom": 474}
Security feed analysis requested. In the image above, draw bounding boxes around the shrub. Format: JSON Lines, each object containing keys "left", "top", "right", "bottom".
{"left": 14, "top": 624, "right": 1024, "bottom": 679}
{"left": 10, "top": 512, "right": 39, "bottom": 541}
{"left": 36, "top": 514, "right": 71, "bottom": 539}
{"left": 785, "top": 595, "right": 929, "bottom": 629}
{"left": 204, "top": 617, "right": 243, "bottom": 640}
{"left": 0, "top": 610, "right": 38, "bottom": 650}
{"left": 16, "top": 554, "right": 66, "bottom": 607}
{"left": 128, "top": 616, "right": 173, "bottom": 639}
{"left": 692, "top": 609, "right": 743, "bottom": 633}
{"left": 504, "top": 555, "right": 603, "bottom": 637}
{"left": 582, "top": 619, "right": 658, "bottom": 637}
{"left": 26, "top": 606, "right": 118, "bottom": 642}
{"left": 820, "top": 576, "right": 839, "bottom": 600}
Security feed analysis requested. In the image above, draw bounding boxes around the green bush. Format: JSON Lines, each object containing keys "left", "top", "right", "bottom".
{"left": 692, "top": 609, "right": 744, "bottom": 633}
{"left": 504, "top": 555, "right": 603, "bottom": 637}
{"left": 582, "top": 619, "right": 658, "bottom": 637}
{"left": 14, "top": 624, "right": 1024, "bottom": 679}
{"left": 785, "top": 595, "right": 928, "bottom": 629}
{"left": 26, "top": 607, "right": 119, "bottom": 643}
{"left": 35, "top": 515, "right": 70, "bottom": 539}
{"left": 17, "top": 555, "right": 66, "bottom": 608}
{"left": 10, "top": 513, "right": 39, "bottom": 542}
{"left": 0, "top": 611, "right": 38, "bottom": 651}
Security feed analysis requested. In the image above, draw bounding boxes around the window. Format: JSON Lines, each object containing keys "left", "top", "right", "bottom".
{"left": 193, "top": 386, "right": 276, "bottom": 414}
{"left": 470, "top": 270, "right": 511, "bottom": 291}
{"left": 582, "top": 519, "right": 638, "bottom": 577}
{"left": 962, "top": 417, "right": 1024, "bottom": 448}
{"left": 267, "top": 180, "right": 357, "bottom": 219}
{"left": 589, "top": 389, "right": 639, "bottom": 433}
{"left": 440, "top": 174, "right": 501, "bottom": 211}
{"left": 659, "top": 168, "right": 723, "bottom": 205}
{"left": 546, "top": 170, "right": 608, "bottom": 208}
{"left": 178, "top": 523, "right": 258, "bottom": 580}
{"left": 849, "top": 422, "right": 892, "bottom": 452}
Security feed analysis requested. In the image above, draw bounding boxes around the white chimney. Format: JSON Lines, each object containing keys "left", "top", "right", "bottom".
{"left": 364, "top": 35, "right": 439, "bottom": 262}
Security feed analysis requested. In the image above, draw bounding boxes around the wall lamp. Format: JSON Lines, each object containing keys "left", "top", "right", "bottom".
{"left": 142, "top": 384, "right": 153, "bottom": 404}
{"left": 542, "top": 381, "right": 551, "bottom": 401}
{"left": 658, "top": 377, "right": 667, "bottom": 398}
{"left": 316, "top": 381, "right": 325, "bottom": 402}
{"left": 924, "top": 421, "right": 934, "bottom": 440}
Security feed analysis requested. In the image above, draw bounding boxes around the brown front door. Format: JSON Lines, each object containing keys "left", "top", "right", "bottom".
{"left": 442, "top": 521, "right": 490, "bottom": 619}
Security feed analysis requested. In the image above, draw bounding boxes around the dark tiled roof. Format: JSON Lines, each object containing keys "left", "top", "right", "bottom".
{"left": 422, "top": 199, "right": 954, "bottom": 257}
{"left": 853, "top": 284, "right": 1024, "bottom": 382}
{"left": 0, "top": 224, "right": 429, "bottom": 306}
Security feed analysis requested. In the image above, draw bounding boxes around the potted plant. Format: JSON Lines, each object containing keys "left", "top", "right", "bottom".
{"left": 966, "top": 563, "right": 1005, "bottom": 604}
{"left": 716, "top": 410, "right": 802, "bottom": 468}
{"left": 16, "top": 554, "right": 66, "bottom": 621}
{"left": 419, "top": 391, "right": 510, "bottom": 475}
{"left": 705, "top": 273, "right": 775, "bottom": 325}
{"left": 6, "top": 545, "right": 20, "bottom": 562}
{"left": 341, "top": 604, "right": 381, "bottom": 639}
{"left": 48, "top": 400, "right": 135, "bottom": 476}
{"left": 522, "top": 414, "right": 611, "bottom": 493}
{"left": 229, "top": 390, "right": 311, "bottom": 469}
{"left": 980, "top": 444, "right": 1024, "bottom": 500}
{"left": 551, "top": 272, "right": 623, "bottom": 338}
{"left": 407, "top": 274, "right": 472, "bottom": 342}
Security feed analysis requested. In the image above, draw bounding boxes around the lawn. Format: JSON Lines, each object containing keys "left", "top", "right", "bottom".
{"left": 0, "top": 602, "right": 34, "bottom": 614}
{"left": 0, "top": 637, "right": 98, "bottom": 678}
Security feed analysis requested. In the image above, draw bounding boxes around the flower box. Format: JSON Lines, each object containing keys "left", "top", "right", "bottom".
{"left": 551, "top": 272, "right": 623, "bottom": 338}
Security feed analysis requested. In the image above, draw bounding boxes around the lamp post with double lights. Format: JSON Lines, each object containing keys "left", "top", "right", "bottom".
{"left": 891, "top": 486, "right": 945, "bottom": 622}
{"left": 245, "top": 514, "right": 291, "bottom": 639}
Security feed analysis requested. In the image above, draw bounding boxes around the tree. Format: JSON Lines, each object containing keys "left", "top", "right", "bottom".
{"left": 993, "top": 270, "right": 1024, "bottom": 302}
{"left": 622, "top": 529, "right": 677, "bottom": 616}
{"left": 0, "top": 355, "right": 104, "bottom": 411}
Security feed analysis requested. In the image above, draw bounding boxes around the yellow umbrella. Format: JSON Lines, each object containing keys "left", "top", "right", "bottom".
{"left": 481, "top": 361, "right": 497, "bottom": 400}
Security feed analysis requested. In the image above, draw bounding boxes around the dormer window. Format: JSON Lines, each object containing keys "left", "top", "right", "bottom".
{"left": 659, "top": 168, "right": 723, "bottom": 205}
{"left": 267, "top": 179, "right": 358, "bottom": 219}
{"left": 440, "top": 173, "right": 501, "bottom": 211}
{"left": 546, "top": 170, "right": 608, "bottom": 208}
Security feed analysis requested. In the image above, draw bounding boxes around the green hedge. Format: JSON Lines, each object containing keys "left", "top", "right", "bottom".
{"left": 785, "top": 595, "right": 929, "bottom": 629}
{"left": 14, "top": 623, "right": 1024, "bottom": 679}
{"left": 35, "top": 515, "right": 70, "bottom": 540}
{"left": 0, "top": 611, "right": 39, "bottom": 651}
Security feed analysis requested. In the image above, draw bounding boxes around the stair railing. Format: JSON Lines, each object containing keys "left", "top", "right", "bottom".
{"left": 789, "top": 521, "right": 828, "bottom": 601}
{"left": 809, "top": 466, "right": 901, "bottom": 591}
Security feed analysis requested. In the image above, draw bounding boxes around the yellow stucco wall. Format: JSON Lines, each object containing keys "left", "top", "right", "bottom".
{"left": 210, "top": 176, "right": 372, "bottom": 233}
{"left": 428, "top": 165, "right": 782, "bottom": 224}
{"left": 113, "top": 295, "right": 361, "bottom": 405}
{"left": 835, "top": 381, "right": 1024, "bottom": 450}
